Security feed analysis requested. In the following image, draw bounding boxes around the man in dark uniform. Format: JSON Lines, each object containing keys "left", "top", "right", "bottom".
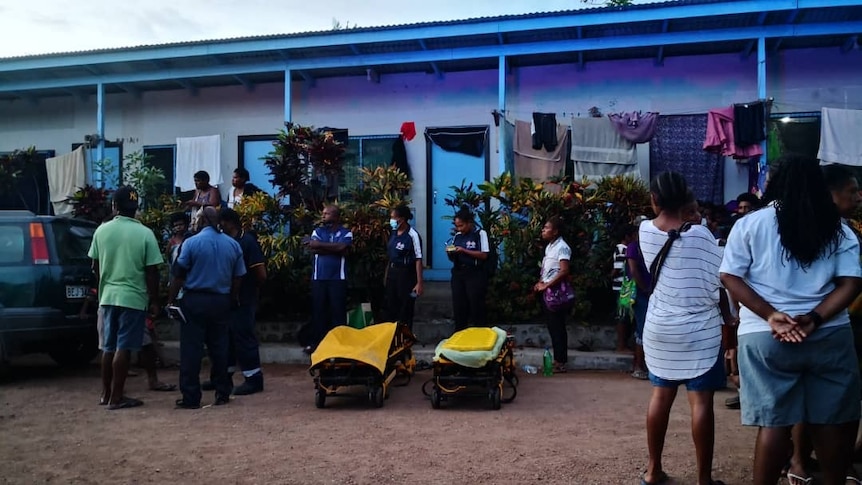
{"left": 168, "top": 207, "right": 246, "bottom": 409}
{"left": 219, "top": 208, "right": 267, "bottom": 395}
{"left": 303, "top": 204, "right": 353, "bottom": 353}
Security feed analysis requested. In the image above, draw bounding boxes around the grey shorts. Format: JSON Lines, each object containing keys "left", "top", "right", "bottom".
{"left": 738, "top": 325, "right": 861, "bottom": 427}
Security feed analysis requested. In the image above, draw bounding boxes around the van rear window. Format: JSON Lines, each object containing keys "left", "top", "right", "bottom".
{"left": 53, "top": 222, "right": 96, "bottom": 264}
{"left": 0, "top": 225, "right": 26, "bottom": 264}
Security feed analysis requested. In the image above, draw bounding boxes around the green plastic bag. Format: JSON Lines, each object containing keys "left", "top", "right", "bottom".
{"left": 617, "top": 266, "right": 637, "bottom": 321}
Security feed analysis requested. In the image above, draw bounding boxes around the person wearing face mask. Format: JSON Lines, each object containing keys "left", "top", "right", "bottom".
{"left": 384, "top": 205, "right": 424, "bottom": 330}
{"left": 447, "top": 205, "right": 490, "bottom": 331}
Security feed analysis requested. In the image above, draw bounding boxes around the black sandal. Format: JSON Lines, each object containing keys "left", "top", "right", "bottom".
{"left": 107, "top": 397, "right": 143, "bottom": 410}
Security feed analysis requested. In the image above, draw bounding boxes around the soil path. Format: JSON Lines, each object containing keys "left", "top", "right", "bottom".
{"left": 0, "top": 358, "right": 757, "bottom": 484}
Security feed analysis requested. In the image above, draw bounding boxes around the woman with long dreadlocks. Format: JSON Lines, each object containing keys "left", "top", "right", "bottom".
{"left": 721, "top": 155, "right": 862, "bottom": 485}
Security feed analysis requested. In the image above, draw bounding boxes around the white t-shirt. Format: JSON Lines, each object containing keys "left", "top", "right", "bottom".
{"left": 612, "top": 243, "right": 627, "bottom": 291}
{"left": 541, "top": 237, "right": 572, "bottom": 283}
{"left": 719, "top": 205, "right": 862, "bottom": 336}
{"left": 639, "top": 220, "right": 724, "bottom": 380}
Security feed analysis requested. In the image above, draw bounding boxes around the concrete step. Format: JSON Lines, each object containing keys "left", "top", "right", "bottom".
{"left": 158, "top": 341, "right": 634, "bottom": 372}
{"left": 156, "top": 319, "right": 620, "bottom": 352}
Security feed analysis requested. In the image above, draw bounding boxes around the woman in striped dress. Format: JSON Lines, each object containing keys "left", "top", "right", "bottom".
{"left": 638, "top": 172, "right": 731, "bottom": 485}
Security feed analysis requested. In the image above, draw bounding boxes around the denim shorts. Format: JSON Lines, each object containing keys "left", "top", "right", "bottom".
{"left": 101, "top": 305, "right": 147, "bottom": 352}
{"left": 738, "top": 325, "right": 861, "bottom": 427}
{"left": 649, "top": 350, "right": 726, "bottom": 392}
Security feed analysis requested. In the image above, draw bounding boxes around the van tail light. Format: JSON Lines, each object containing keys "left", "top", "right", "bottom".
{"left": 29, "top": 222, "right": 50, "bottom": 265}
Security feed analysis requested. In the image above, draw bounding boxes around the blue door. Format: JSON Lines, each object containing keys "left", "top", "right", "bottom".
{"left": 426, "top": 135, "right": 488, "bottom": 281}
{"left": 241, "top": 138, "right": 280, "bottom": 198}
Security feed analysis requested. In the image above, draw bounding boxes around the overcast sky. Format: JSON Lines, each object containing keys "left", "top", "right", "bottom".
{"left": 1, "top": 0, "right": 659, "bottom": 58}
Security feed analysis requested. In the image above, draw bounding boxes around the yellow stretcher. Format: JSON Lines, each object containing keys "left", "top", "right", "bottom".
{"left": 309, "top": 322, "right": 416, "bottom": 408}
{"left": 426, "top": 327, "right": 518, "bottom": 410}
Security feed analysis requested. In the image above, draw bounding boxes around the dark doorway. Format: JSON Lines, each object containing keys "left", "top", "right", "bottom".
{"left": 143, "top": 145, "right": 177, "bottom": 195}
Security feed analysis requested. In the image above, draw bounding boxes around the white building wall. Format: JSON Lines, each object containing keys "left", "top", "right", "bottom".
{"left": 0, "top": 46, "right": 859, "bottom": 236}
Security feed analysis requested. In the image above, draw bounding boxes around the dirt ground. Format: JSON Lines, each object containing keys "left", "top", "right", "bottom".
{"left": 0, "top": 357, "right": 761, "bottom": 485}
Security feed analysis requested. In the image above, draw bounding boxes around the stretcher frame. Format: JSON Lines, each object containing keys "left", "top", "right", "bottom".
{"left": 428, "top": 333, "right": 518, "bottom": 410}
{"left": 310, "top": 323, "right": 416, "bottom": 408}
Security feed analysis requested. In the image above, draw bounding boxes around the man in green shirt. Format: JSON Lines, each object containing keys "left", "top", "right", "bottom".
{"left": 88, "top": 186, "right": 163, "bottom": 410}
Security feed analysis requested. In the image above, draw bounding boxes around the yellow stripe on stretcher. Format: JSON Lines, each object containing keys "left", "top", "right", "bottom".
{"left": 442, "top": 327, "right": 499, "bottom": 352}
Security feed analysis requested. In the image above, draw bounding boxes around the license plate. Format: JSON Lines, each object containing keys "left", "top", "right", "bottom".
{"left": 65, "top": 285, "right": 89, "bottom": 299}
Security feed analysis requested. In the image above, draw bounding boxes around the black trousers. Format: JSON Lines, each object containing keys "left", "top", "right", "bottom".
{"left": 227, "top": 303, "right": 261, "bottom": 375}
{"left": 385, "top": 266, "right": 417, "bottom": 329}
{"left": 179, "top": 292, "right": 232, "bottom": 405}
{"left": 546, "top": 304, "right": 570, "bottom": 364}
{"left": 311, "top": 279, "right": 348, "bottom": 348}
{"left": 531, "top": 112, "right": 558, "bottom": 151}
{"left": 451, "top": 268, "right": 488, "bottom": 331}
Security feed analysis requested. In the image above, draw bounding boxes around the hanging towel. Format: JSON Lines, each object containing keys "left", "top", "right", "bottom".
{"left": 570, "top": 117, "right": 638, "bottom": 179}
{"left": 45, "top": 146, "right": 86, "bottom": 216}
{"left": 513, "top": 120, "right": 568, "bottom": 181}
{"left": 818, "top": 107, "right": 862, "bottom": 166}
{"left": 732, "top": 102, "right": 767, "bottom": 146}
{"left": 703, "top": 107, "right": 763, "bottom": 159}
{"left": 608, "top": 112, "right": 659, "bottom": 143}
{"left": 531, "top": 112, "right": 558, "bottom": 151}
{"left": 175, "top": 135, "right": 222, "bottom": 191}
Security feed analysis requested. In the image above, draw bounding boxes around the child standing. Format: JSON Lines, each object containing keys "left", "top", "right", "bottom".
{"left": 612, "top": 224, "right": 635, "bottom": 353}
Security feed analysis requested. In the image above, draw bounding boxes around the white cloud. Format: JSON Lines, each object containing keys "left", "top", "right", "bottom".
{"left": 0, "top": 0, "right": 661, "bottom": 58}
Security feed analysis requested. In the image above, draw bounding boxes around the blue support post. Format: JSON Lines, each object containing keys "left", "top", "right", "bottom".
{"left": 757, "top": 37, "right": 768, "bottom": 191}
{"left": 284, "top": 68, "right": 291, "bottom": 123}
{"left": 96, "top": 82, "right": 105, "bottom": 187}
{"left": 498, "top": 55, "right": 508, "bottom": 176}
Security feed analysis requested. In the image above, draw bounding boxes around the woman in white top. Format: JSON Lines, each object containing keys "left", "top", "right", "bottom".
{"left": 639, "top": 172, "right": 730, "bottom": 485}
{"left": 533, "top": 216, "right": 572, "bottom": 373}
{"left": 227, "top": 167, "right": 261, "bottom": 209}
{"left": 720, "top": 155, "right": 862, "bottom": 485}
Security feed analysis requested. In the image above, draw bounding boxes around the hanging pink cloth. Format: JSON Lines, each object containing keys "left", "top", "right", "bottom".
{"left": 703, "top": 107, "right": 763, "bottom": 159}
{"left": 608, "top": 111, "right": 659, "bottom": 143}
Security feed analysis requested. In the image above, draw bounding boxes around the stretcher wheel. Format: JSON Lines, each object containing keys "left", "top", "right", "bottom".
{"left": 489, "top": 386, "right": 502, "bottom": 410}
{"left": 314, "top": 390, "right": 326, "bottom": 409}
{"left": 369, "top": 385, "right": 384, "bottom": 408}
{"left": 430, "top": 386, "right": 442, "bottom": 409}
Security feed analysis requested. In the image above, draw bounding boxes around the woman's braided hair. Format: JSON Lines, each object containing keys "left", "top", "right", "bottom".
{"left": 763, "top": 154, "right": 843, "bottom": 268}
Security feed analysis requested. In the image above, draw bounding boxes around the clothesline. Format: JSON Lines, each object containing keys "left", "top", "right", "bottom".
{"left": 498, "top": 98, "right": 774, "bottom": 121}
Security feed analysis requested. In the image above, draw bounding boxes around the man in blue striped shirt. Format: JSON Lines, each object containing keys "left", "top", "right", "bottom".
{"left": 304, "top": 205, "right": 353, "bottom": 353}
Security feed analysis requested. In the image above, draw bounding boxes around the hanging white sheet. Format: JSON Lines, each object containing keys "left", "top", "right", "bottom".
{"left": 818, "top": 107, "right": 862, "bottom": 166}
{"left": 45, "top": 146, "right": 87, "bottom": 216}
{"left": 175, "top": 135, "right": 222, "bottom": 191}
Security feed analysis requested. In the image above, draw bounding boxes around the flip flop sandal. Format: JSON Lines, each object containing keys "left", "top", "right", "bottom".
{"left": 107, "top": 397, "right": 143, "bottom": 410}
{"left": 846, "top": 477, "right": 862, "bottom": 484}
{"left": 786, "top": 473, "right": 813, "bottom": 485}
{"left": 640, "top": 471, "right": 669, "bottom": 485}
{"left": 149, "top": 383, "right": 177, "bottom": 392}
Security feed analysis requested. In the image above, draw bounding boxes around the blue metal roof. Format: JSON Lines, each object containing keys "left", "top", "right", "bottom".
{"left": 0, "top": 0, "right": 860, "bottom": 101}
